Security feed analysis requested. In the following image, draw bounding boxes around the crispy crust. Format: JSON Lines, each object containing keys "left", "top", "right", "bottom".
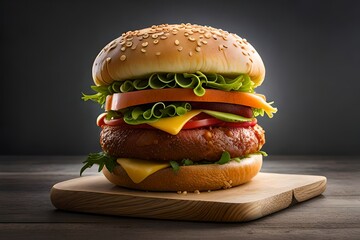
{"left": 102, "top": 154, "right": 262, "bottom": 192}
{"left": 93, "top": 23, "right": 265, "bottom": 87}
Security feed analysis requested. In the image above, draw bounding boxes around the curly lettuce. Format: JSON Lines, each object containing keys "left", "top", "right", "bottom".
{"left": 82, "top": 71, "right": 255, "bottom": 106}
{"left": 123, "top": 102, "right": 192, "bottom": 125}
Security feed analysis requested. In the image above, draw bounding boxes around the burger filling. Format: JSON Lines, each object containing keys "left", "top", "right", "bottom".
{"left": 81, "top": 72, "right": 276, "bottom": 182}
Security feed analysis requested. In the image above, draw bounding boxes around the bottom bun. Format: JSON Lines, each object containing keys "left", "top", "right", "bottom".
{"left": 102, "top": 154, "right": 263, "bottom": 192}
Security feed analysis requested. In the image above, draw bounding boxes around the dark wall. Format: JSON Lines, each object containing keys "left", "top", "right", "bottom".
{"left": 1, "top": 0, "right": 360, "bottom": 155}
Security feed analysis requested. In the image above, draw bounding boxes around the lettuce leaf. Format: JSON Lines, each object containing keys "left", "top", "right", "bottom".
{"left": 122, "top": 102, "right": 192, "bottom": 125}
{"left": 106, "top": 103, "right": 255, "bottom": 125}
{"left": 80, "top": 152, "right": 117, "bottom": 176}
{"left": 82, "top": 71, "right": 255, "bottom": 106}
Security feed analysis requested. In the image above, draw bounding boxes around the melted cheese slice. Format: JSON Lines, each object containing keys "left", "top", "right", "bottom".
{"left": 147, "top": 110, "right": 202, "bottom": 135}
{"left": 117, "top": 158, "right": 170, "bottom": 183}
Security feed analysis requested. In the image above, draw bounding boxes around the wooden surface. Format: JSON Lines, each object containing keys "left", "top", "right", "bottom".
{"left": 51, "top": 173, "right": 326, "bottom": 222}
{"left": 0, "top": 155, "right": 359, "bottom": 239}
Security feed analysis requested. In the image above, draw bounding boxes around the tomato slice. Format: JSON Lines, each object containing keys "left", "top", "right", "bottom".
{"left": 182, "top": 113, "right": 257, "bottom": 129}
{"left": 183, "top": 117, "right": 223, "bottom": 129}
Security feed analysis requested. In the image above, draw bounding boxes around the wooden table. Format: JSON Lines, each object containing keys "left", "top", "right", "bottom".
{"left": 1, "top": 156, "right": 359, "bottom": 239}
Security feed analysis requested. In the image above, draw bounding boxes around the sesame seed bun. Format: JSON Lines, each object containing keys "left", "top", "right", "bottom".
{"left": 93, "top": 23, "right": 265, "bottom": 87}
{"left": 102, "top": 154, "right": 262, "bottom": 192}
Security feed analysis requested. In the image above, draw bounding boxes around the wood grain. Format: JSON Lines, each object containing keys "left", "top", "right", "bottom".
{"left": 50, "top": 173, "right": 326, "bottom": 222}
{"left": 1, "top": 155, "right": 359, "bottom": 240}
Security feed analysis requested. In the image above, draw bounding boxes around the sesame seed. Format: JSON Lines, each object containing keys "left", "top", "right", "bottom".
{"left": 188, "top": 36, "right": 196, "bottom": 42}
{"left": 126, "top": 42, "right": 132, "bottom": 47}
{"left": 177, "top": 191, "right": 182, "bottom": 194}
{"left": 120, "top": 55, "right": 126, "bottom": 61}
{"left": 127, "top": 37, "right": 133, "bottom": 41}
{"left": 195, "top": 46, "right": 201, "bottom": 52}
{"left": 143, "top": 33, "right": 149, "bottom": 39}
{"left": 119, "top": 40, "right": 126, "bottom": 45}
{"left": 201, "top": 40, "right": 208, "bottom": 45}
{"left": 141, "top": 48, "right": 146, "bottom": 53}
{"left": 207, "top": 190, "right": 211, "bottom": 193}
{"left": 233, "top": 43, "right": 238, "bottom": 47}
{"left": 174, "top": 40, "right": 180, "bottom": 46}
{"left": 218, "top": 45, "right": 224, "bottom": 51}
{"left": 252, "top": 49, "right": 255, "bottom": 53}
{"left": 152, "top": 34, "right": 158, "bottom": 39}
{"left": 249, "top": 58, "right": 253, "bottom": 63}
{"left": 106, "top": 57, "right": 111, "bottom": 62}
{"left": 204, "top": 33, "right": 211, "bottom": 39}
{"left": 197, "top": 41, "right": 202, "bottom": 47}
{"left": 160, "top": 36, "right": 167, "bottom": 40}
{"left": 182, "top": 191, "right": 187, "bottom": 195}
{"left": 223, "top": 45, "right": 228, "bottom": 48}
{"left": 121, "top": 47, "right": 126, "bottom": 52}
{"left": 184, "top": 32, "right": 189, "bottom": 37}
{"left": 177, "top": 46, "right": 183, "bottom": 51}
{"left": 142, "top": 42, "right": 148, "bottom": 47}
{"left": 153, "top": 39, "right": 159, "bottom": 44}
{"left": 131, "top": 44, "right": 137, "bottom": 50}
{"left": 241, "top": 46, "right": 245, "bottom": 49}
{"left": 155, "top": 52, "right": 161, "bottom": 56}
{"left": 247, "top": 52, "right": 250, "bottom": 56}
{"left": 213, "top": 35, "right": 218, "bottom": 40}
{"left": 189, "top": 51, "right": 193, "bottom": 56}
{"left": 194, "top": 190, "right": 200, "bottom": 194}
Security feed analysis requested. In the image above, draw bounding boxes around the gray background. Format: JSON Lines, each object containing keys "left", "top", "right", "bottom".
{"left": 1, "top": 0, "right": 359, "bottom": 155}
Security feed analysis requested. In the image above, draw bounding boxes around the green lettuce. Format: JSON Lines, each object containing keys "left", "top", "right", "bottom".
{"left": 80, "top": 152, "right": 117, "bottom": 176}
{"left": 107, "top": 104, "right": 253, "bottom": 125}
{"left": 123, "top": 102, "right": 192, "bottom": 125}
{"left": 82, "top": 71, "right": 255, "bottom": 106}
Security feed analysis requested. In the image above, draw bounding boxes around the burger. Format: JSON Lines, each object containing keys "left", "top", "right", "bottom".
{"left": 81, "top": 23, "right": 277, "bottom": 192}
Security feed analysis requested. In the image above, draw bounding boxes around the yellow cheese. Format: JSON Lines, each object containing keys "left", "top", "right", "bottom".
{"left": 147, "top": 110, "right": 202, "bottom": 135}
{"left": 117, "top": 158, "right": 170, "bottom": 183}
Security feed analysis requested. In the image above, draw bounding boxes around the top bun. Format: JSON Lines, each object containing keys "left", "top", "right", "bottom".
{"left": 93, "top": 23, "right": 265, "bottom": 87}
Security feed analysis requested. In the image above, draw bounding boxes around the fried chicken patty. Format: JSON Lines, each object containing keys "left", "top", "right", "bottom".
{"left": 100, "top": 124, "right": 265, "bottom": 162}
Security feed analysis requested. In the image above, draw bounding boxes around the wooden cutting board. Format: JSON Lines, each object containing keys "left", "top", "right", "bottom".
{"left": 50, "top": 172, "right": 326, "bottom": 222}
